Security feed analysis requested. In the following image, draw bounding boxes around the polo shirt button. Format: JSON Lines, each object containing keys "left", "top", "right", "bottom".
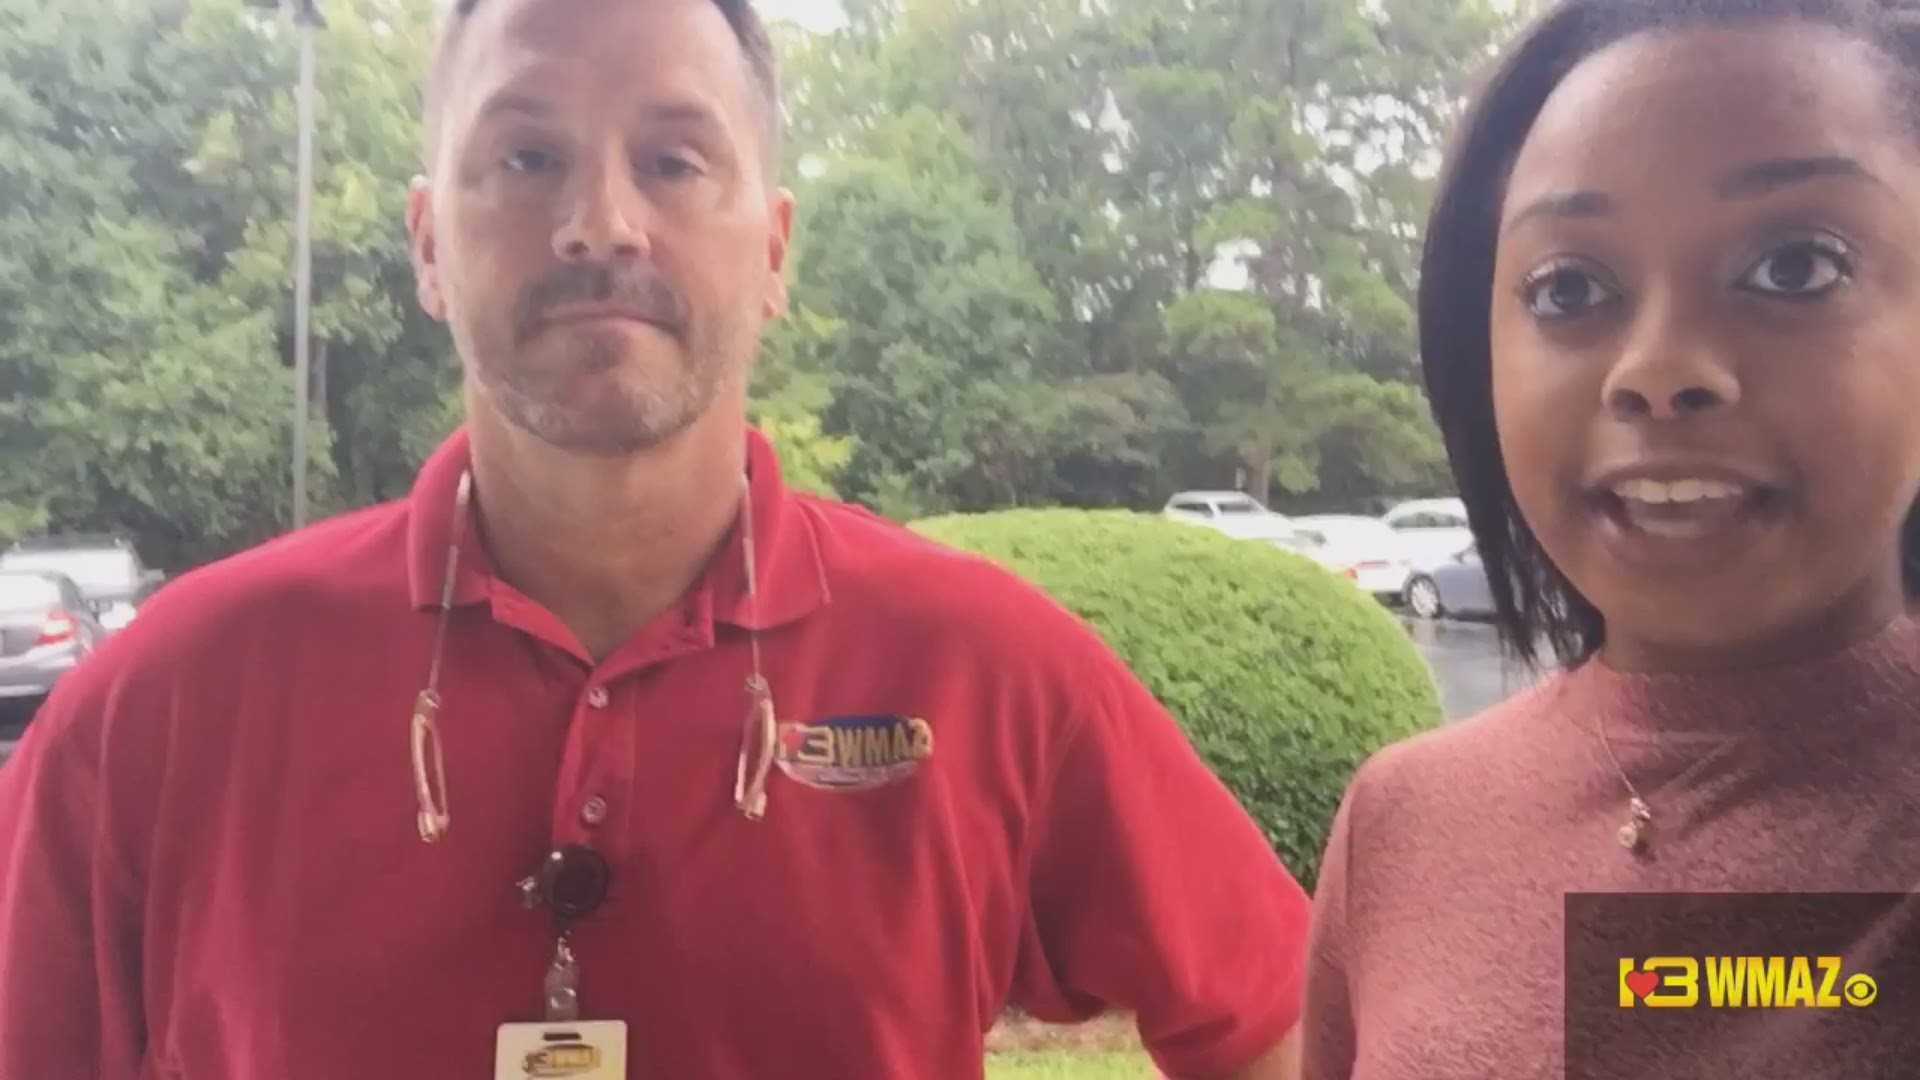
{"left": 580, "top": 796, "right": 609, "bottom": 826}
{"left": 586, "top": 687, "right": 610, "bottom": 709}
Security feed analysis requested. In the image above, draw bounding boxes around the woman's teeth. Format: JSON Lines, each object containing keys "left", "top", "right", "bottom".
{"left": 1610, "top": 478, "right": 1745, "bottom": 505}
{"left": 1604, "top": 477, "right": 1757, "bottom": 539}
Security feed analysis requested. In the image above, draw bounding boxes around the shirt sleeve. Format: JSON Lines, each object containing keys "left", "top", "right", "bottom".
{"left": 0, "top": 675, "right": 149, "bottom": 1078}
{"left": 1301, "top": 779, "right": 1361, "bottom": 1080}
{"left": 1007, "top": 656, "right": 1310, "bottom": 1078}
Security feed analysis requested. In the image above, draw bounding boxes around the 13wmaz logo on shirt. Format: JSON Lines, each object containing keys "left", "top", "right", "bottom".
{"left": 773, "top": 714, "right": 934, "bottom": 791}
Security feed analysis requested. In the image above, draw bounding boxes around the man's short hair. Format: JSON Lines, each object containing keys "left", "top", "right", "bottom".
{"left": 424, "top": 0, "right": 782, "bottom": 176}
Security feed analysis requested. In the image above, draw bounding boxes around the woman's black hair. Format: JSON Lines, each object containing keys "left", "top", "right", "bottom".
{"left": 1419, "top": 0, "right": 1920, "bottom": 669}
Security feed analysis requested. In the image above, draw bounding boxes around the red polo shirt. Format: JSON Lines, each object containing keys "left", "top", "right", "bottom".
{"left": 0, "top": 428, "right": 1309, "bottom": 1079}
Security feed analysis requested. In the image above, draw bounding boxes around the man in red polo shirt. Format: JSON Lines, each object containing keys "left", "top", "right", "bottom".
{"left": 0, "top": 0, "right": 1309, "bottom": 1076}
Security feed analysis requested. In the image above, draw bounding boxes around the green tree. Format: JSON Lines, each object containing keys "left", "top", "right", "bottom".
{"left": 167, "top": 0, "right": 453, "bottom": 511}
{"left": 0, "top": 0, "right": 450, "bottom": 565}
{"left": 782, "top": 0, "right": 1507, "bottom": 513}
{"left": 788, "top": 112, "right": 1060, "bottom": 519}
{"left": 1, "top": 0, "right": 1509, "bottom": 568}
{"left": 751, "top": 307, "right": 856, "bottom": 499}
{"left": 0, "top": 0, "right": 328, "bottom": 565}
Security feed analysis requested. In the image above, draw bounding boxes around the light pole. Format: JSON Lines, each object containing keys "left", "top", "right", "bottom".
{"left": 288, "top": 0, "right": 325, "bottom": 528}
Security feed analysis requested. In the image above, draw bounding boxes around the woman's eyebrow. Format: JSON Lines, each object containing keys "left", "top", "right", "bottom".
{"left": 1714, "top": 155, "right": 1882, "bottom": 199}
{"left": 1501, "top": 156, "right": 1883, "bottom": 236}
{"left": 1502, "top": 190, "right": 1615, "bottom": 236}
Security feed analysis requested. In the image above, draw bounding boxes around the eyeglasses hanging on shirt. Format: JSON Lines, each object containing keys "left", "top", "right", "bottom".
{"left": 408, "top": 466, "right": 780, "bottom": 845}
{"left": 406, "top": 466, "right": 781, "bottom": 1026}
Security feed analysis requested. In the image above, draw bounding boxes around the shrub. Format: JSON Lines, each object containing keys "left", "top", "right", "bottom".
{"left": 912, "top": 509, "right": 1441, "bottom": 889}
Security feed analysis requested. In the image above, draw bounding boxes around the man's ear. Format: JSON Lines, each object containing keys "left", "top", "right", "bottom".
{"left": 408, "top": 176, "right": 447, "bottom": 321}
{"left": 762, "top": 187, "right": 796, "bottom": 319}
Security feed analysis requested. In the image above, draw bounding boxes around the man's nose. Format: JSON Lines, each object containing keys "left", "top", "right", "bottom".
{"left": 552, "top": 154, "right": 650, "bottom": 263}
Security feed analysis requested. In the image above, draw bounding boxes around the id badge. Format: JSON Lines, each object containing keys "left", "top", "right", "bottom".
{"left": 495, "top": 1020, "right": 627, "bottom": 1080}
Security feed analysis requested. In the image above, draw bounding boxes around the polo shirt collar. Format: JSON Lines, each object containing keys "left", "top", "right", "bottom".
{"left": 709, "top": 427, "right": 831, "bottom": 631}
{"left": 406, "top": 426, "right": 829, "bottom": 632}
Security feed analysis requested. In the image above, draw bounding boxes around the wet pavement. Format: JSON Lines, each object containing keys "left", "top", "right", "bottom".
{"left": 1401, "top": 615, "right": 1551, "bottom": 721}
{"left": 0, "top": 699, "right": 31, "bottom": 765}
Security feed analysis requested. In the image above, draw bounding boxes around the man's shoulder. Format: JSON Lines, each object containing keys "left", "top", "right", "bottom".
{"left": 89, "top": 500, "right": 410, "bottom": 668}
{"left": 154, "top": 499, "right": 404, "bottom": 607}
{"left": 21, "top": 501, "right": 411, "bottom": 752}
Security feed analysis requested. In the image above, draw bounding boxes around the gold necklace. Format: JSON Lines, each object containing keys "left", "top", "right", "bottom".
{"left": 1596, "top": 710, "right": 1742, "bottom": 855}
{"left": 1596, "top": 708, "right": 1653, "bottom": 852}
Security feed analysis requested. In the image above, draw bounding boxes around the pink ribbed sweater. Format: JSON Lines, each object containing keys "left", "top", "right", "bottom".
{"left": 1304, "top": 614, "right": 1920, "bottom": 1078}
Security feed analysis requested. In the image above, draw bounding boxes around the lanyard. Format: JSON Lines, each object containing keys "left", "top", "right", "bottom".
{"left": 406, "top": 466, "right": 782, "bottom": 1019}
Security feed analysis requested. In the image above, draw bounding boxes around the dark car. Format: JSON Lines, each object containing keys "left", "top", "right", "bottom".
{"left": 0, "top": 570, "right": 106, "bottom": 708}
{"left": 0, "top": 535, "right": 164, "bottom": 633}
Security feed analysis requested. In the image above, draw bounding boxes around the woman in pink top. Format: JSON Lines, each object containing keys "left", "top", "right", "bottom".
{"left": 1304, "top": 1, "right": 1920, "bottom": 1076}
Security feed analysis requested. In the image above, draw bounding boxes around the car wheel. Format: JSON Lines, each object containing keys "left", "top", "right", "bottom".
{"left": 1406, "top": 575, "right": 1444, "bottom": 620}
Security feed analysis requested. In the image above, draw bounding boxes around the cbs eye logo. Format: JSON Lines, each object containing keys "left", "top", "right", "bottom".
{"left": 1845, "top": 973, "right": 1879, "bottom": 1007}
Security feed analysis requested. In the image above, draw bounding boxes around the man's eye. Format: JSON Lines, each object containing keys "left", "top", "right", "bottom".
{"left": 501, "top": 147, "right": 562, "bottom": 175}
{"left": 643, "top": 153, "right": 703, "bottom": 181}
{"left": 1739, "top": 237, "right": 1852, "bottom": 299}
{"left": 1521, "top": 262, "right": 1620, "bottom": 320}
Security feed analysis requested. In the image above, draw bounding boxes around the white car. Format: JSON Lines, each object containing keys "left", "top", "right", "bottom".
{"left": 0, "top": 537, "right": 163, "bottom": 633}
{"left": 1161, "top": 491, "right": 1295, "bottom": 540}
{"left": 1383, "top": 497, "right": 1475, "bottom": 570}
{"left": 1288, "top": 515, "right": 1415, "bottom": 601}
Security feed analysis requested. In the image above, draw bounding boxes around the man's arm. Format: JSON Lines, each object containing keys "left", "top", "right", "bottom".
{"left": 1006, "top": 656, "right": 1312, "bottom": 1079}
{"left": 0, "top": 681, "right": 149, "bottom": 1077}
{"left": 1202, "top": 1025, "right": 1299, "bottom": 1080}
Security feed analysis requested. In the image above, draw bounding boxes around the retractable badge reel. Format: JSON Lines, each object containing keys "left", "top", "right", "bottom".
{"left": 495, "top": 846, "right": 626, "bottom": 1080}
{"left": 421, "top": 470, "right": 776, "bottom": 1077}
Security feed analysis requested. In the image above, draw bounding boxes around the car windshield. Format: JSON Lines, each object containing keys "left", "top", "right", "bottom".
{"left": 1216, "top": 501, "right": 1262, "bottom": 515}
{"left": 0, "top": 549, "right": 138, "bottom": 594}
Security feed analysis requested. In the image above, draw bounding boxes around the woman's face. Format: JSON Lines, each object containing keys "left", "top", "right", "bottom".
{"left": 1491, "top": 23, "right": 1920, "bottom": 672}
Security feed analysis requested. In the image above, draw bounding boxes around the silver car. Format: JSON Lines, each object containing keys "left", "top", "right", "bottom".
{"left": 0, "top": 571, "right": 106, "bottom": 705}
{"left": 1383, "top": 497, "right": 1475, "bottom": 570}
{"left": 1404, "top": 544, "right": 1496, "bottom": 620}
{"left": 0, "top": 536, "right": 164, "bottom": 632}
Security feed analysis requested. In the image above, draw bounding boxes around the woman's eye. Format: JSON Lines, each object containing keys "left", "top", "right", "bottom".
{"left": 501, "top": 147, "right": 562, "bottom": 175}
{"left": 1739, "top": 237, "right": 1852, "bottom": 298}
{"left": 1521, "top": 263, "right": 1619, "bottom": 320}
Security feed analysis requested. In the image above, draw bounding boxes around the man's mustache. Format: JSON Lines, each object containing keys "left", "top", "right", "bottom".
{"left": 515, "top": 263, "right": 688, "bottom": 341}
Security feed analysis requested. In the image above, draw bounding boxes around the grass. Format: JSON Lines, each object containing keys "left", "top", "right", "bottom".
{"left": 984, "top": 1013, "right": 1157, "bottom": 1079}
{"left": 985, "top": 1050, "right": 1157, "bottom": 1078}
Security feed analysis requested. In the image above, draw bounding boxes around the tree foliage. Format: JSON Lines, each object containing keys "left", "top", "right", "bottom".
{"left": 780, "top": 0, "right": 1500, "bottom": 514}
{"left": 0, "top": 0, "right": 445, "bottom": 567}
{"left": 1, "top": 0, "right": 1507, "bottom": 566}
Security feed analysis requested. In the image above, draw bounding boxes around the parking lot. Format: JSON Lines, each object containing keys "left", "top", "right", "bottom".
{"left": 0, "top": 702, "right": 29, "bottom": 764}
{"left": 1404, "top": 616, "right": 1546, "bottom": 720}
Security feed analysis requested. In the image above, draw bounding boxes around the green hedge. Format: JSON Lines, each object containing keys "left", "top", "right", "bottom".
{"left": 913, "top": 509, "right": 1441, "bottom": 889}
